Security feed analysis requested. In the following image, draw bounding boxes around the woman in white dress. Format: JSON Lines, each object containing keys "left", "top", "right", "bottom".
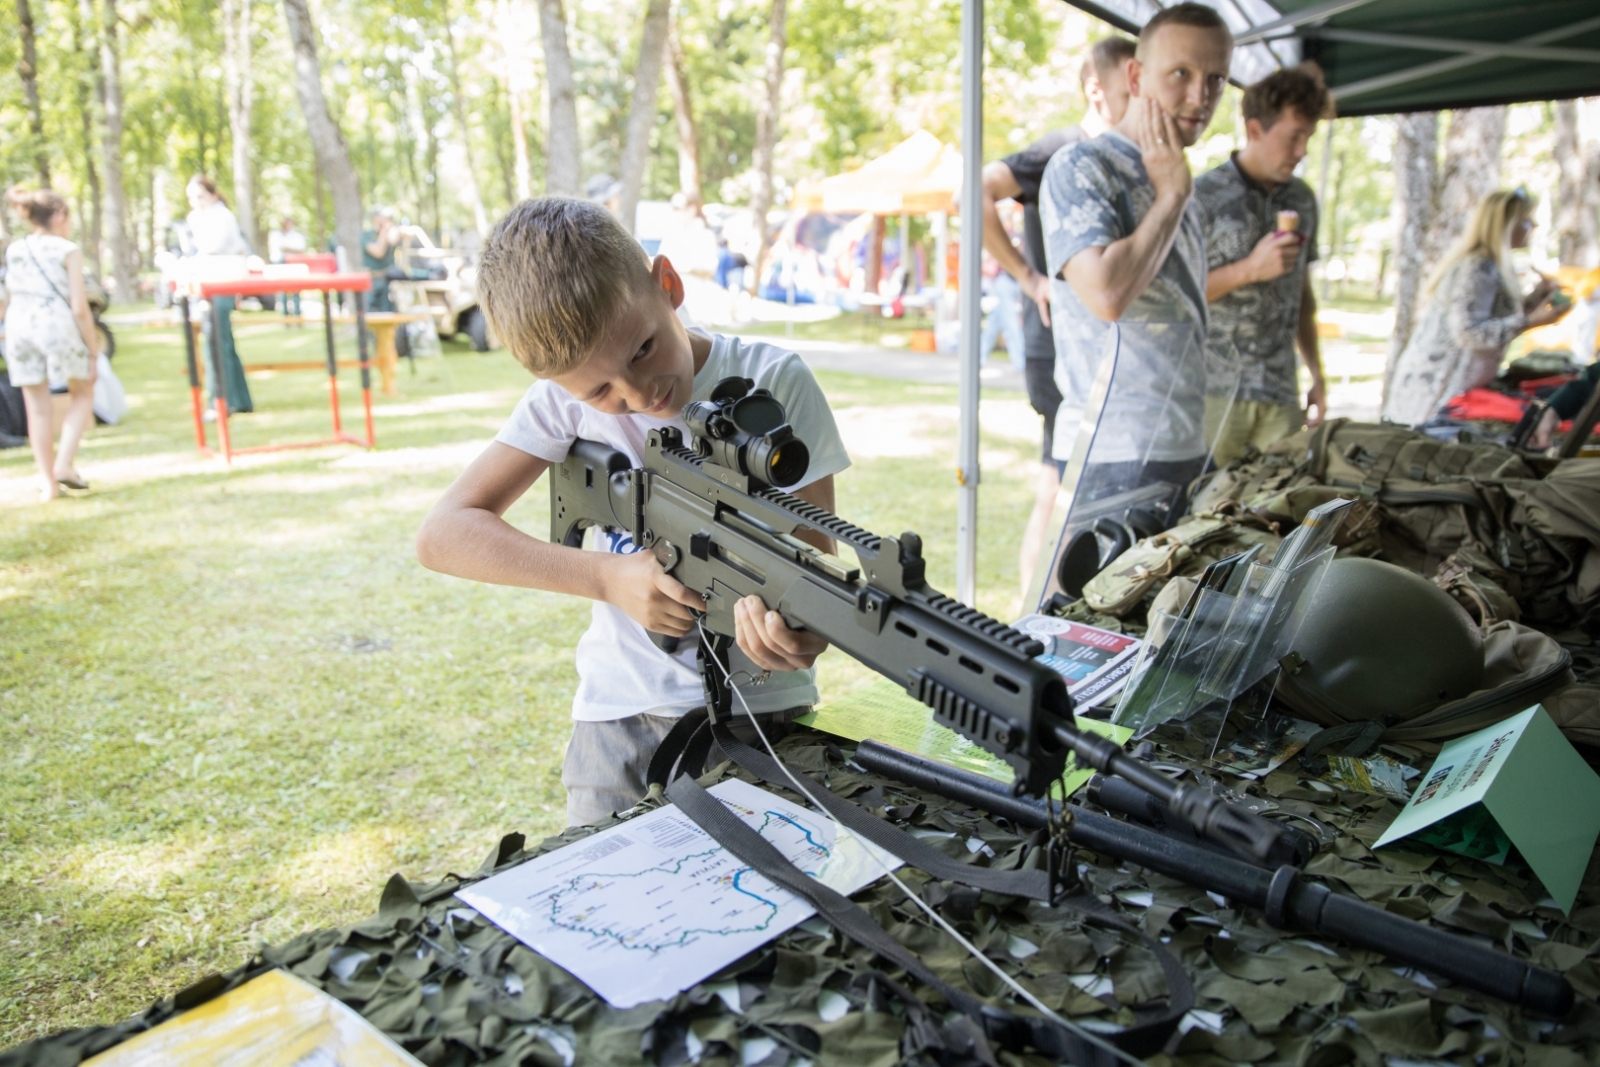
{"left": 4, "top": 187, "right": 100, "bottom": 501}
{"left": 1383, "top": 189, "right": 1569, "bottom": 427}
{"left": 186, "top": 175, "right": 254, "bottom": 413}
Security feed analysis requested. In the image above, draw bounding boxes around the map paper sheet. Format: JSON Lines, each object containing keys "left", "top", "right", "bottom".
{"left": 458, "top": 779, "right": 901, "bottom": 1008}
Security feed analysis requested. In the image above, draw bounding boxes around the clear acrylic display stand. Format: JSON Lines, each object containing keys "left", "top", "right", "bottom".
{"left": 1112, "top": 499, "right": 1354, "bottom": 748}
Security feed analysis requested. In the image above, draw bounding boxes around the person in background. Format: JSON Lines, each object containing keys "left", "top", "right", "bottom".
{"left": 187, "top": 175, "right": 253, "bottom": 415}
{"left": 1383, "top": 189, "right": 1570, "bottom": 427}
{"left": 979, "top": 248, "right": 1026, "bottom": 371}
{"left": 268, "top": 216, "right": 308, "bottom": 319}
{"left": 4, "top": 187, "right": 100, "bottom": 501}
{"left": 1041, "top": 4, "right": 1233, "bottom": 506}
{"left": 1528, "top": 363, "right": 1600, "bottom": 449}
{"left": 980, "top": 33, "right": 1134, "bottom": 596}
{"left": 714, "top": 236, "right": 748, "bottom": 292}
{"left": 1196, "top": 66, "right": 1332, "bottom": 467}
{"left": 362, "top": 209, "right": 402, "bottom": 313}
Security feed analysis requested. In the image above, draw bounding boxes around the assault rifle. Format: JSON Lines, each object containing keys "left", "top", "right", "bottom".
{"left": 550, "top": 377, "right": 1296, "bottom": 869}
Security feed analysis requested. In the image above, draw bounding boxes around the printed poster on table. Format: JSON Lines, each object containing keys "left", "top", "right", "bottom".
{"left": 458, "top": 778, "right": 900, "bottom": 1009}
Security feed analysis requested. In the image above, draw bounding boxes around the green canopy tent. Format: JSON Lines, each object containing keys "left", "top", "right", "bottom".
{"left": 1059, "top": 0, "right": 1600, "bottom": 115}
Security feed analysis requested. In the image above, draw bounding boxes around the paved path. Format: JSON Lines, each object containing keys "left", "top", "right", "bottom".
{"left": 738, "top": 335, "right": 1026, "bottom": 392}
{"left": 748, "top": 335, "right": 1381, "bottom": 423}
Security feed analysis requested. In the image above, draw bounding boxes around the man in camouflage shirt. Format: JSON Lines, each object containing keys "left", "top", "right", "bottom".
{"left": 1041, "top": 3, "right": 1233, "bottom": 505}
{"left": 1196, "top": 67, "right": 1331, "bottom": 466}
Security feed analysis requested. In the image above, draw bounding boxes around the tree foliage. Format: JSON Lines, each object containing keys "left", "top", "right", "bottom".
{"left": 12, "top": 0, "right": 1539, "bottom": 302}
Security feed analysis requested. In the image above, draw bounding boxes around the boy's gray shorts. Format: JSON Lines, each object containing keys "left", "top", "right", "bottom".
{"left": 561, "top": 707, "right": 809, "bottom": 828}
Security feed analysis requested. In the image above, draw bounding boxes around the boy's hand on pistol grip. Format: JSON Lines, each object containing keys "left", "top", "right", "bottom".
{"left": 604, "top": 550, "right": 704, "bottom": 636}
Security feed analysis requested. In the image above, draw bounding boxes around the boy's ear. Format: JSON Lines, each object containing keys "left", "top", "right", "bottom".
{"left": 651, "top": 255, "right": 685, "bottom": 310}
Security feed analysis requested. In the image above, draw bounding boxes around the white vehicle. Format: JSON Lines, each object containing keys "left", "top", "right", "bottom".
{"left": 389, "top": 237, "right": 496, "bottom": 352}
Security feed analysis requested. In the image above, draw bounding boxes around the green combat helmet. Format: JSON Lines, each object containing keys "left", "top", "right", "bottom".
{"left": 1277, "top": 557, "right": 1484, "bottom": 727}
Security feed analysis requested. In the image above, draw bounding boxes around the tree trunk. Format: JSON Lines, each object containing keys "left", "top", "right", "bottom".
{"left": 74, "top": 0, "right": 104, "bottom": 274}
{"left": 508, "top": 82, "right": 534, "bottom": 201}
{"left": 748, "top": 0, "right": 788, "bottom": 289}
{"left": 314, "top": 168, "right": 328, "bottom": 250}
{"left": 537, "top": 0, "right": 580, "bottom": 196}
{"left": 1555, "top": 100, "right": 1600, "bottom": 269}
{"left": 1422, "top": 107, "right": 1505, "bottom": 271}
{"left": 282, "top": 0, "right": 363, "bottom": 261}
{"left": 441, "top": 0, "right": 490, "bottom": 236}
{"left": 1386, "top": 111, "right": 1438, "bottom": 392}
{"left": 498, "top": 0, "right": 535, "bottom": 201}
{"left": 664, "top": 22, "right": 702, "bottom": 214}
{"left": 100, "top": 0, "right": 136, "bottom": 303}
{"left": 615, "top": 0, "right": 672, "bottom": 232}
{"left": 222, "top": 0, "right": 260, "bottom": 250}
{"left": 17, "top": 0, "right": 51, "bottom": 187}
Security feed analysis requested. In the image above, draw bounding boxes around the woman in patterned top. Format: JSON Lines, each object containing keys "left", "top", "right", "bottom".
{"left": 1383, "top": 189, "right": 1568, "bottom": 427}
{"left": 3, "top": 187, "right": 100, "bottom": 501}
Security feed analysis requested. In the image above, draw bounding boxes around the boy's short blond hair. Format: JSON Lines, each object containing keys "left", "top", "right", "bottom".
{"left": 477, "top": 197, "right": 653, "bottom": 378}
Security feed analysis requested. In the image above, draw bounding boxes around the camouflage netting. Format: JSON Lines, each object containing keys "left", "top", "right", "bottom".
{"left": 4, "top": 727, "right": 1598, "bottom": 1067}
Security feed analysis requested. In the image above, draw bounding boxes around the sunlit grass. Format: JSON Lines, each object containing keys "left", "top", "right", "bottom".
{"left": 0, "top": 321, "right": 1038, "bottom": 1046}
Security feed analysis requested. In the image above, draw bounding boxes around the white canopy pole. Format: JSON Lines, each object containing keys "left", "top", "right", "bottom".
{"left": 955, "top": 0, "right": 983, "bottom": 605}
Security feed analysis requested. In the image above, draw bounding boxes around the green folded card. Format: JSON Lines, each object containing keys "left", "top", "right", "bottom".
{"left": 1375, "top": 705, "right": 1600, "bottom": 914}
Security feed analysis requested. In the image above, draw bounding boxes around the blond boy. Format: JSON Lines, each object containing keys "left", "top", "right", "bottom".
{"left": 417, "top": 199, "right": 850, "bottom": 827}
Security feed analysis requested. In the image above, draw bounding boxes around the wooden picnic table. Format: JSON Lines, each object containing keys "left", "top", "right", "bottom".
{"left": 361, "top": 311, "right": 432, "bottom": 397}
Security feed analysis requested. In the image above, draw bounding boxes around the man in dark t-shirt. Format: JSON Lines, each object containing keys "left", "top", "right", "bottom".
{"left": 980, "top": 35, "right": 1135, "bottom": 596}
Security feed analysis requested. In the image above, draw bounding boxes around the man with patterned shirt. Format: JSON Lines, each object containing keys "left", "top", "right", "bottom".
{"left": 1196, "top": 66, "right": 1332, "bottom": 465}
{"left": 980, "top": 34, "right": 1133, "bottom": 593}
{"left": 1040, "top": 3, "right": 1233, "bottom": 504}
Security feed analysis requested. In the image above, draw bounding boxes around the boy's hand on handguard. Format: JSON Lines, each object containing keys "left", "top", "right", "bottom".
{"left": 604, "top": 550, "right": 704, "bottom": 636}
{"left": 734, "top": 595, "right": 828, "bottom": 673}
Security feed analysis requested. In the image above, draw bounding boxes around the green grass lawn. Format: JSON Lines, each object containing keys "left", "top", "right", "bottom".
{"left": 0, "top": 316, "right": 1040, "bottom": 1047}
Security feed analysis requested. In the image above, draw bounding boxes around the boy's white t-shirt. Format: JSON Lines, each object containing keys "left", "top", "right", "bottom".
{"left": 495, "top": 331, "right": 851, "bottom": 722}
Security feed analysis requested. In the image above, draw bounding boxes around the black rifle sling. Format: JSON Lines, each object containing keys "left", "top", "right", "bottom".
{"left": 644, "top": 707, "right": 712, "bottom": 787}
{"left": 674, "top": 721, "right": 1194, "bottom": 1059}
{"left": 666, "top": 774, "right": 1135, "bottom": 1067}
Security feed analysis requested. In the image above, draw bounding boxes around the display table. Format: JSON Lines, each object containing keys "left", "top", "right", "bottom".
{"left": 181, "top": 272, "right": 374, "bottom": 463}
{"left": 6, "top": 726, "right": 1595, "bottom": 1066}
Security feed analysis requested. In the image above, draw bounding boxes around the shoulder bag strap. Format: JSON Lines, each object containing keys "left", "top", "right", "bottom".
{"left": 22, "top": 236, "right": 73, "bottom": 309}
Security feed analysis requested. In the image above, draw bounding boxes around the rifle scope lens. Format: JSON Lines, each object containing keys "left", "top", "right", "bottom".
{"left": 755, "top": 436, "right": 809, "bottom": 488}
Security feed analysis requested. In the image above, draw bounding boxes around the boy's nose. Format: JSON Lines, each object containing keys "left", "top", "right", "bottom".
{"left": 619, "top": 381, "right": 654, "bottom": 413}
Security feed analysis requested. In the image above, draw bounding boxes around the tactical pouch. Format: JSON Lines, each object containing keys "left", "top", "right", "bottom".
{"left": 1082, "top": 516, "right": 1231, "bottom": 616}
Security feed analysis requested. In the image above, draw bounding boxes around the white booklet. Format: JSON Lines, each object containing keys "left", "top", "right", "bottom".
{"left": 458, "top": 778, "right": 899, "bottom": 1008}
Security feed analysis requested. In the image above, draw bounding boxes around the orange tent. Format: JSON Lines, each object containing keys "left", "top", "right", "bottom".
{"left": 792, "top": 130, "right": 961, "bottom": 216}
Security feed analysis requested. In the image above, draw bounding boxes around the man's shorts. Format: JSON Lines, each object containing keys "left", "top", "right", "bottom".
{"left": 1024, "top": 357, "right": 1062, "bottom": 464}
{"left": 561, "top": 706, "right": 810, "bottom": 828}
{"left": 1203, "top": 396, "right": 1304, "bottom": 468}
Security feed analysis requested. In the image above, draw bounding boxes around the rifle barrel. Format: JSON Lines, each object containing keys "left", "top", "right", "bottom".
{"left": 853, "top": 740, "right": 1574, "bottom": 1018}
